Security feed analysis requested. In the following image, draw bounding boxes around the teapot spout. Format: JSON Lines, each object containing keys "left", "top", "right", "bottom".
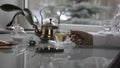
{"left": 32, "top": 23, "right": 49, "bottom": 42}
{"left": 33, "top": 23, "right": 42, "bottom": 37}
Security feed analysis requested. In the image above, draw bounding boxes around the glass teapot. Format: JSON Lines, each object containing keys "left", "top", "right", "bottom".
{"left": 33, "top": 6, "right": 62, "bottom": 42}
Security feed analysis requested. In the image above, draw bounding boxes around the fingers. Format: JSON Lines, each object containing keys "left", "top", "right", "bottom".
{"left": 71, "top": 38, "right": 82, "bottom": 45}
{"left": 69, "top": 30, "right": 93, "bottom": 45}
{"left": 70, "top": 34, "right": 82, "bottom": 45}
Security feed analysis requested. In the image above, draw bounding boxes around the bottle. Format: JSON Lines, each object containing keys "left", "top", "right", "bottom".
{"left": 112, "top": 4, "right": 120, "bottom": 32}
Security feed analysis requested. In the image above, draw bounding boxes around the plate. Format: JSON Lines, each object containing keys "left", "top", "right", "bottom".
{"left": 0, "top": 29, "right": 10, "bottom": 34}
{"left": 0, "top": 41, "right": 17, "bottom": 49}
{"left": 0, "top": 46, "right": 11, "bottom": 49}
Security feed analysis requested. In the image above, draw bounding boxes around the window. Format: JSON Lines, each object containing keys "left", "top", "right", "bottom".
{"left": 23, "top": 0, "right": 120, "bottom": 32}
{"left": 24, "top": 0, "right": 104, "bottom": 25}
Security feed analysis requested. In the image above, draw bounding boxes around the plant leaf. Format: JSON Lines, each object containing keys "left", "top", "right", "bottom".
{"left": 0, "top": 4, "right": 34, "bottom": 26}
{"left": 23, "top": 8, "right": 34, "bottom": 25}
{"left": 0, "top": 4, "right": 22, "bottom": 11}
{"left": 6, "top": 11, "right": 23, "bottom": 27}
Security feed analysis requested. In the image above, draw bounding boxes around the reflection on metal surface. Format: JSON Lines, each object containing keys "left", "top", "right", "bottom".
{"left": 33, "top": 18, "right": 58, "bottom": 42}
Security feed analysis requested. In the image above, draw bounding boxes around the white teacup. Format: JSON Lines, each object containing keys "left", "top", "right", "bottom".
{"left": 11, "top": 35, "right": 24, "bottom": 43}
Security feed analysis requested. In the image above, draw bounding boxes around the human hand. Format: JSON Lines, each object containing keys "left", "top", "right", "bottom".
{"left": 69, "top": 30, "right": 93, "bottom": 45}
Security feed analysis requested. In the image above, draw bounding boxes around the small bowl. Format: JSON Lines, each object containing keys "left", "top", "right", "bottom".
{"left": 11, "top": 35, "right": 24, "bottom": 43}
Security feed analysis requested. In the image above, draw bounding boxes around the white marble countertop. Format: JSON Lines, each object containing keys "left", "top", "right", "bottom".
{"left": 25, "top": 46, "right": 120, "bottom": 68}
{"left": 1, "top": 31, "right": 120, "bottom": 68}
{"left": 0, "top": 34, "right": 24, "bottom": 68}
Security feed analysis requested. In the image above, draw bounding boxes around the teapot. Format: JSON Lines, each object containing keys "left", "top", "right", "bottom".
{"left": 0, "top": 4, "right": 60, "bottom": 42}
{"left": 32, "top": 6, "right": 62, "bottom": 42}
{"left": 33, "top": 18, "right": 58, "bottom": 42}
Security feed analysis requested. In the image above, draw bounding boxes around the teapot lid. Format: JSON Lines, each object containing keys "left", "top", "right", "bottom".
{"left": 42, "top": 18, "right": 58, "bottom": 29}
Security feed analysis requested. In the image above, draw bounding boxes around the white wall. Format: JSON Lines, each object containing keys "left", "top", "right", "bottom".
{"left": 0, "top": 0, "right": 22, "bottom": 28}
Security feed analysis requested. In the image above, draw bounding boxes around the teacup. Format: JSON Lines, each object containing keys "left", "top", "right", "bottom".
{"left": 11, "top": 35, "right": 24, "bottom": 43}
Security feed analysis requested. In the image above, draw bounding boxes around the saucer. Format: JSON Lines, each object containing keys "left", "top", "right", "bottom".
{"left": 0, "top": 29, "right": 10, "bottom": 34}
